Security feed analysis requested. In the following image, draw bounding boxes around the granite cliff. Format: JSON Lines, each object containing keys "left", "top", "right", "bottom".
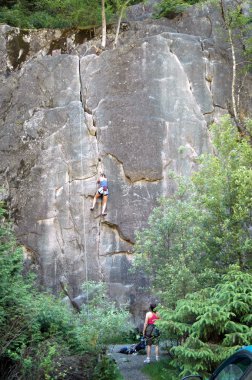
{"left": 0, "top": 1, "right": 251, "bottom": 319}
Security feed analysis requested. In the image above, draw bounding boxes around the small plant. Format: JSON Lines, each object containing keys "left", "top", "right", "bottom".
{"left": 142, "top": 359, "right": 179, "bottom": 380}
{"left": 153, "top": 0, "right": 202, "bottom": 19}
{"left": 93, "top": 355, "right": 123, "bottom": 380}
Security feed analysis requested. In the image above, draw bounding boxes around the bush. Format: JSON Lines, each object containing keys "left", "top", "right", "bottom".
{"left": 78, "top": 281, "right": 133, "bottom": 351}
{"left": 0, "top": 5, "right": 31, "bottom": 28}
{"left": 133, "top": 116, "right": 252, "bottom": 377}
{"left": 0, "top": 201, "right": 132, "bottom": 379}
{"left": 0, "top": 0, "right": 113, "bottom": 28}
{"left": 153, "top": 0, "right": 202, "bottom": 19}
{"left": 93, "top": 356, "right": 123, "bottom": 380}
{"left": 160, "top": 266, "right": 252, "bottom": 377}
{"left": 133, "top": 116, "right": 252, "bottom": 307}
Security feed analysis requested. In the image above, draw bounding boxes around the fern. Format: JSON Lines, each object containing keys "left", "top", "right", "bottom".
{"left": 159, "top": 265, "right": 252, "bottom": 376}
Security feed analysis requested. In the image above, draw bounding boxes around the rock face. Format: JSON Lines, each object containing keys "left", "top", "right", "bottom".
{"left": 0, "top": 2, "right": 251, "bottom": 320}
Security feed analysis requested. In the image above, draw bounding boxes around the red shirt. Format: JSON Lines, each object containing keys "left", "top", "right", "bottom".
{"left": 148, "top": 312, "right": 159, "bottom": 325}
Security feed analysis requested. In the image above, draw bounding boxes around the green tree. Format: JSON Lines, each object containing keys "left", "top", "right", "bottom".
{"left": 216, "top": 0, "right": 252, "bottom": 136}
{"left": 0, "top": 0, "right": 136, "bottom": 32}
{"left": 0, "top": 200, "right": 132, "bottom": 379}
{"left": 73, "top": 281, "right": 133, "bottom": 351}
{"left": 0, "top": 0, "right": 107, "bottom": 29}
{"left": 133, "top": 116, "right": 252, "bottom": 307}
{"left": 159, "top": 265, "right": 252, "bottom": 378}
{"left": 35, "top": 0, "right": 104, "bottom": 28}
{"left": 193, "top": 116, "right": 252, "bottom": 267}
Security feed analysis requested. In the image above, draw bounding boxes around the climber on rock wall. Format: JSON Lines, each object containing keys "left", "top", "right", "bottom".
{"left": 90, "top": 173, "right": 109, "bottom": 216}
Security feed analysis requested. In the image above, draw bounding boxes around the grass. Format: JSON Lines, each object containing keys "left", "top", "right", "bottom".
{"left": 142, "top": 359, "right": 179, "bottom": 380}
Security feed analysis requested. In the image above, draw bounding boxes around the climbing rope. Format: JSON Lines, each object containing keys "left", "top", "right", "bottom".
{"left": 78, "top": 100, "right": 89, "bottom": 312}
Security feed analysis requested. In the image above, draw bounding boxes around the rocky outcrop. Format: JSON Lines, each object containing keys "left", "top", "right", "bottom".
{"left": 0, "top": 1, "right": 251, "bottom": 320}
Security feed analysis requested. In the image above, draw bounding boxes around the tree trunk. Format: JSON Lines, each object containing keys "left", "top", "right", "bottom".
{"left": 101, "top": 0, "right": 106, "bottom": 49}
{"left": 228, "top": 27, "right": 239, "bottom": 123}
{"left": 60, "top": 280, "right": 81, "bottom": 313}
{"left": 113, "top": 7, "right": 123, "bottom": 49}
{"left": 220, "top": 0, "right": 244, "bottom": 133}
{"left": 113, "top": 0, "right": 131, "bottom": 49}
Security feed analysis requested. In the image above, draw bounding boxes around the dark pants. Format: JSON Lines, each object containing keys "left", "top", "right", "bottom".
{"left": 145, "top": 324, "right": 159, "bottom": 346}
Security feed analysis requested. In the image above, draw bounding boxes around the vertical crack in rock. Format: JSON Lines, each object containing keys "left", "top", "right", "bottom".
{"left": 79, "top": 56, "right": 103, "bottom": 281}
{"left": 54, "top": 141, "right": 80, "bottom": 267}
{"left": 78, "top": 58, "right": 90, "bottom": 283}
{"left": 167, "top": 42, "right": 202, "bottom": 118}
{"left": 79, "top": 57, "right": 82, "bottom": 103}
{"left": 84, "top": 110, "right": 97, "bottom": 137}
{"left": 68, "top": 204, "right": 85, "bottom": 257}
{"left": 94, "top": 160, "right": 104, "bottom": 281}
{"left": 201, "top": 40, "right": 213, "bottom": 90}
{"left": 168, "top": 34, "right": 214, "bottom": 121}
{"left": 200, "top": 39, "right": 214, "bottom": 116}
{"left": 97, "top": 211, "right": 105, "bottom": 281}
{"left": 55, "top": 218, "right": 65, "bottom": 255}
{"left": 162, "top": 121, "right": 174, "bottom": 195}
{"left": 1, "top": 82, "right": 15, "bottom": 125}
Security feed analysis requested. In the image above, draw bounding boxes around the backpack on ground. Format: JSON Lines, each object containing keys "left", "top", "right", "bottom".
{"left": 118, "top": 337, "right": 146, "bottom": 355}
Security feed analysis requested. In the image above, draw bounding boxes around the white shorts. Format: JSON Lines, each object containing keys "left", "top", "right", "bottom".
{"left": 98, "top": 186, "right": 109, "bottom": 196}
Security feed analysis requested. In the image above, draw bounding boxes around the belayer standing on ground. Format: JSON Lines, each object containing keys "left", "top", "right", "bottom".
{"left": 90, "top": 173, "right": 109, "bottom": 216}
{"left": 143, "top": 303, "right": 160, "bottom": 364}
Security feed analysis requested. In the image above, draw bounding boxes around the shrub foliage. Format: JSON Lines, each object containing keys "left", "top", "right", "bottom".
{"left": 134, "top": 116, "right": 252, "bottom": 376}
{"left": 159, "top": 266, "right": 252, "bottom": 377}
{"left": 0, "top": 0, "right": 140, "bottom": 29}
{"left": 0, "top": 204, "right": 131, "bottom": 379}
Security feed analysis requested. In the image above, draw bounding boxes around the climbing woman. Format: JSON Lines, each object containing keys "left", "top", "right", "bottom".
{"left": 143, "top": 303, "right": 160, "bottom": 363}
{"left": 90, "top": 173, "right": 109, "bottom": 216}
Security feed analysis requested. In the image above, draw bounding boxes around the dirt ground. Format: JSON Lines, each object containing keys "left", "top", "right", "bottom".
{"left": 108, "top": 344, "right": 168, "bottom": 380}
